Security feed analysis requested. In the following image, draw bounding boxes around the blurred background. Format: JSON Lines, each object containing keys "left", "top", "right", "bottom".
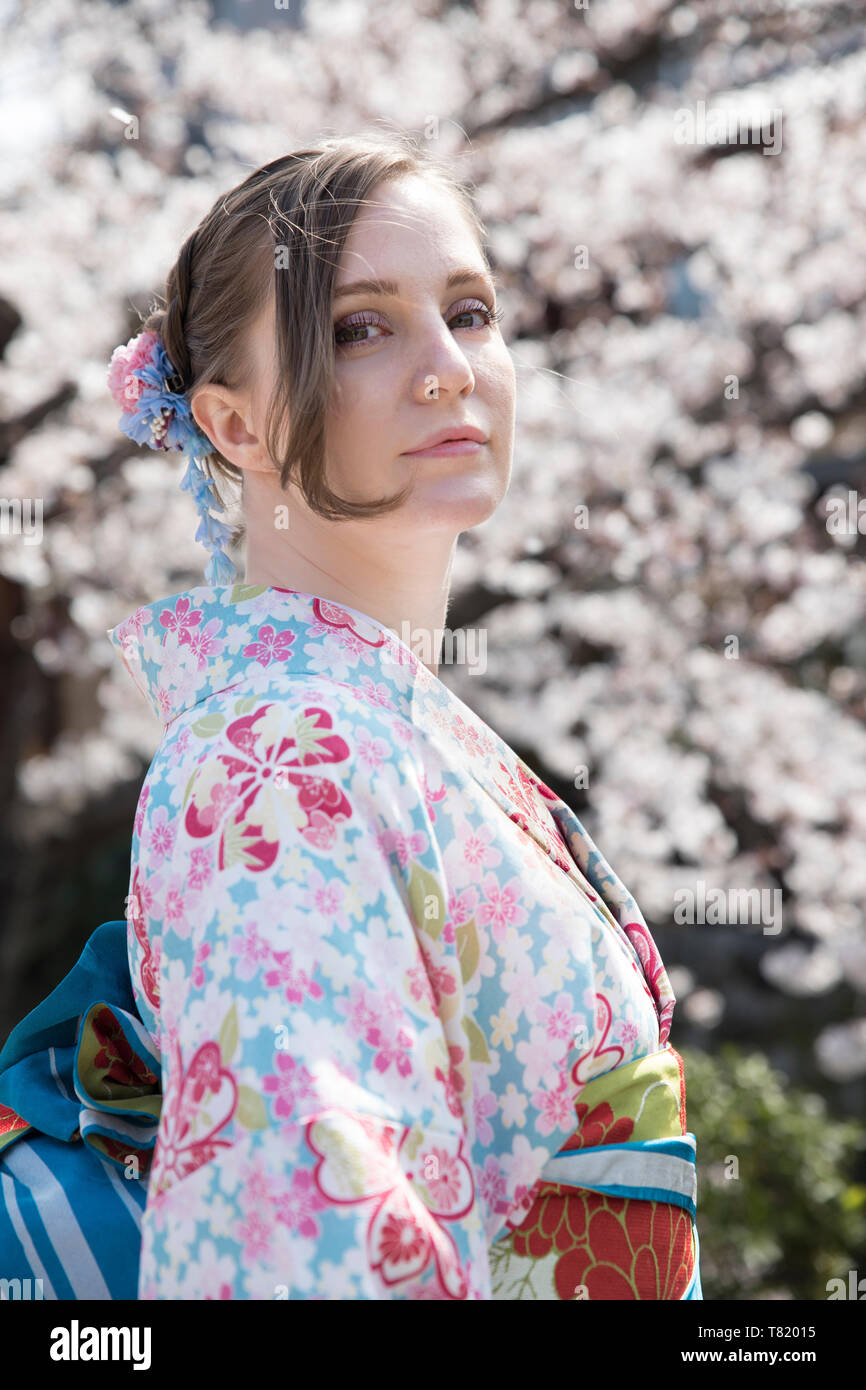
{"left": 0, "top": 0, "right": 864, "bottom": 1298}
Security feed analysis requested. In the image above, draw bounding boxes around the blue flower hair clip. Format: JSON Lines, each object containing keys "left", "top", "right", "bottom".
{"left": 107, "top": 330, "right": 239, "bottom": 585}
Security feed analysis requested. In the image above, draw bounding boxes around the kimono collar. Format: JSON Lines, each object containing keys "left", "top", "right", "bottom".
{"left": 106, "top": 582, "right": 676, "bottom": 1040}
{"left": 106, "top": 582, "right": 426, "bottom": 728}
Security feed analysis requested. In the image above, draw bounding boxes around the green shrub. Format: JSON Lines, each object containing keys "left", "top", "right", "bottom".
{"left": 678, "top": 1043, "right": 866, "bottom": 1300}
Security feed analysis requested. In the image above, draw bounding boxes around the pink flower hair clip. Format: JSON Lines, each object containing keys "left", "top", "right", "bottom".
{"left": 107, "top": 330, "right": 238, "bottom": 585}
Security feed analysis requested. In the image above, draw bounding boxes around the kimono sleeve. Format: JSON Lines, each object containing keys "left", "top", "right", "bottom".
{"left": 136, "top": 691, "right": 490, "bottom": 1301}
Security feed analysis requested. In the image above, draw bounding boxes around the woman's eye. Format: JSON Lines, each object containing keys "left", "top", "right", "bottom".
{"left": 450, "top": 299, "right": 504, "bottom": 330}
{"left": 334, "top": 312, "right": 386, "bottom": 348}
{"left": 334, "top": 299, "right": 503, "bottom": 350}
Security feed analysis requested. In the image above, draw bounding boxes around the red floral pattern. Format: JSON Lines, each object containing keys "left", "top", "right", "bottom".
{"left": 148, "top": 1032, "right": 238, "bottom": 1200}
{"left": 500, "top": 1185, "right": 696, "bottom": 1299}
{"left": 184, "top": 703, "right": 353, "bottom": 867}
{"left": 0, "top": 1104, "right": 29, "bottom": 1137}
{"left": 127, "top": 864, "right": 160, "bottom": 1010}
{"left": 491, "top": 759, "right": 576, "bottom": 876}
{"left": 307, "top": 1111, "right": 476, "bottom": 1299}
{"left": 91, "top": 1005, "right": 159, "bottom": 1088}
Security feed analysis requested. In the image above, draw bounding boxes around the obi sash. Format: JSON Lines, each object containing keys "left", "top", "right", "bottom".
{"left": 0, "top": 920, "right": 160, "bottom": 1300}
{"left": 534, "top": 1042, "right": 702, "bottom": 1299}
{"left": 0, "top": 923, "right": 702, "bottom": 1301}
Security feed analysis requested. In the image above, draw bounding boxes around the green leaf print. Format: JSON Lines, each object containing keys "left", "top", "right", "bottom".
{"left": 455, "top": 916, "right": 480, "bottom": 984}
{"left": 462, "top": 1015, "right": 491, "bottom": 1064}
{"left": 292, "top": 708, "right": 337, "bottom": 759}
{"left": 230, "top": 583, "right": 268, "bottom": 605}
{"left": 408, "top": 862, "right": 446, "bottom": 940}
{"left": 221, "top": 818, "right": 272, "bottom": 872}
{"left": 237, "top": 1085, "right": 268, "bottom": 1130}
{"left": 191, "top": 712, "right": 227, "bottom": 738}
{"left": 218, "top": 1003, "right": 239, "bottom": 1065}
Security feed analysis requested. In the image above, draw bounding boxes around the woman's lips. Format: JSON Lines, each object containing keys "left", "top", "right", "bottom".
{"left": 401, "top": 440, "right": 486, "bottom": 457}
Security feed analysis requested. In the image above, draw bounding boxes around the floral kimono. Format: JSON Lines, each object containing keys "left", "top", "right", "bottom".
{"left": 0, "top": 583, "right": 701, "bottom": 1300}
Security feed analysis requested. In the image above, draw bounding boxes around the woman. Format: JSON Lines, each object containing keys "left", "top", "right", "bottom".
{"left": 0, "top": 134, "right": 700, "bottom": 1300}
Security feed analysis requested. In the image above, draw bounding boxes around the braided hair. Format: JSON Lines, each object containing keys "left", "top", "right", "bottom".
{"left": 157, "top": 233, "right": 197, "bottom": 396}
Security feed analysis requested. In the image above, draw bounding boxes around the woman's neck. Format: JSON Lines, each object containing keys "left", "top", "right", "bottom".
{"left": 242, "top": 481, "right": 458, "bottom": 677}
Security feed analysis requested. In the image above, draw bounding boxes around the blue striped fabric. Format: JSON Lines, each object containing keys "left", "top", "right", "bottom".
{"left": 0, "top": 1131, "right": 147, "bottom": 1299}
{"left": 540, "top": 1133, "right": 699, "bottom": 1219}
{"left": 539, "top": 1132, "right": 703, "bottom": 1299}
{"left": 0, "top": 921, "right": 156, "bottom": 1301}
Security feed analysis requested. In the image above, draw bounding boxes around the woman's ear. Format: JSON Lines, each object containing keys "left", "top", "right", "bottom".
{"left": 191, "top": 384, "right": 273, "bottom": 474}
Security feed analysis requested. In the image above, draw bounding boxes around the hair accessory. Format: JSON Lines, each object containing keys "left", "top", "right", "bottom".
{"left": 107, "top": 330, "right": 239, "bottom": 585}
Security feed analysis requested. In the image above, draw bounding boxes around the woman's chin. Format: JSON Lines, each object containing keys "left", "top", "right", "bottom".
{"left": 406, "top": 469, "right": 508, "bottom": 527}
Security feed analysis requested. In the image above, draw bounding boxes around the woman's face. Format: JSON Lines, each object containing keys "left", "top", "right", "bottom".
{"left": 250, "top": 173, "right": 516, "bottom": 535}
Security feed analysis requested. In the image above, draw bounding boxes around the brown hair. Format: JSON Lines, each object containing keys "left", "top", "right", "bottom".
{"left": 139, "top": 131, "right": 490, "bottom": 552}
